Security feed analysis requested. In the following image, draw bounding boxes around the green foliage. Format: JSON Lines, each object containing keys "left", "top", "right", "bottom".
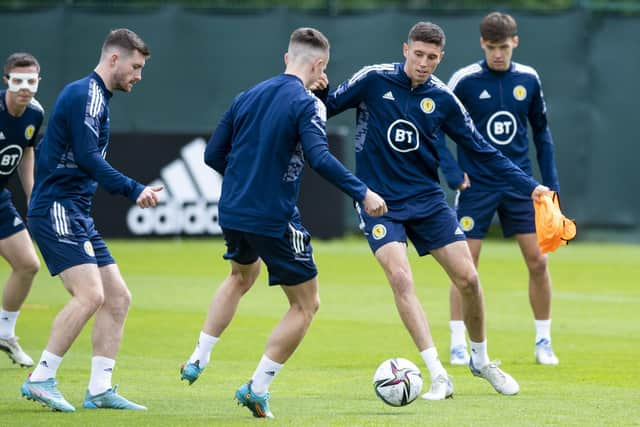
{"left": 0, "top": 238, "right": 639, "bottom": 425}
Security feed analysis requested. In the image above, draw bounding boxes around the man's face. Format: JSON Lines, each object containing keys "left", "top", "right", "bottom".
{"left": 403, "top": 40, "right": 444, "bottom": 87}
{"left": 4, "top": 65, "right": 39, "bottom": 109}
{"left": 481, "top": 36, "right": 518, "bottom": 71}
{"left": 112, "top": 49, "right": 146, "bottom": 92}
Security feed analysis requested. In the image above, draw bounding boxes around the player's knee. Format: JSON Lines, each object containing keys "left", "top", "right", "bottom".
{"left": 310, "top": 293, "right": 320, "bottom": 315}
{"left": 388, "top": 268, "right": 414, "bottom": 296}
{"left": 291, "top": 291, "right": 320, "bottom": 320}
{"left": 230, "top": 271, "right": 255, "bottom": 293}
{"left": 82, "top": 289, "right": 105, "bottom": 312}
{"left": 454, "top": 270, "right": 480, "bottom": 295}
{"left": 17, "top": 256, "right": 40, "bottom": 279}
{"left": 527, "top": 254, "right": 548, "bottom": 277}
{"left": 116, "top": 287, "right": 132, "bottom": 311}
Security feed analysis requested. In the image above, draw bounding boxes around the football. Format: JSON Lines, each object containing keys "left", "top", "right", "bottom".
{"left": 372, "top": 358, "right": 423, "bottom": 407}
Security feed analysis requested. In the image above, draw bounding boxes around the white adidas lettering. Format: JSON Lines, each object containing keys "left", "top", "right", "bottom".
{"left": 127, "top": 138, "right": 223, "bottom": 235}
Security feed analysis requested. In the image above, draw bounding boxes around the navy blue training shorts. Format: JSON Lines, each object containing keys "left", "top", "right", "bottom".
{"left": 27, "top": 201, "right": 115, "bottom": 276}
{"left": 222, "top": 218, "right": 317, "bottom": 286}
{"left": 357, "top": 204, "right": 466, "bottom": 256}
{"left": 455, "top": 188, "right": 535, "bottom": 239}
{"left": 0, "top": 189, "right": 27, "bottom": 239}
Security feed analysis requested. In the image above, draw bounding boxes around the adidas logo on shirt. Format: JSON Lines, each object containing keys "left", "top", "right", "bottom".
{"left": 0, "top": 132, "right": 5, "bottom": 140}
{"left": 479, "top": 90, "right": 491, "bottom": 99}
{"left": 13, "top": 216, "right": 22, "bottom": 227}
{"left": 382, "top": 91, "right": 395, "bottom": 101}
{"left": 126, "top": 138, "right": 223, "bottom": 235}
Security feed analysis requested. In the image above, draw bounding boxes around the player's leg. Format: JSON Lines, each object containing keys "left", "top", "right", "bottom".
{"left": 448, "top": 238, "right": 481, "bottom": 365}
{"left": 182, "top": 259, "right": 261, "bottom": 384}
{"left": 373, "top": 241, "right": 451, "bottom": 401}
{"left": 0, "top": 229, "right": 40, "bottom": 367}
{"left": 235, "top": 276, "right": 318, "bottom": 419}
{"left": 22, "top": 263, "right": 103, "bottom": 412}
{"left": 22, "top": 209, "right": 106, "bottom": 411}
{"left": 235, "top": 217, "right": 318, "bottom": 418}
{"left": 432, "top": 240, "right": 519, "bottom": 395}
{"left": 181, "top": 228, "right": 261, "bottom": 385}
{"left": 236, "top": 277, "right": 320, "bottom": 418}
{"left": 515, "top": 232, "right": 558, "bottom": 365}
{"left": 448, "top": 189, "right": 497, "bottom": 365}
{"left": 81, "top": 262, "right": 145, "bottom": 410}
{"left": 501, "top": 190, "right": 558, "bottom": 365}
{"left": 359, "top": 208, "right": 452, "bottom": 400}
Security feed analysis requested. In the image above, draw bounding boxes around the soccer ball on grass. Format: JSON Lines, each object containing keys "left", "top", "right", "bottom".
{"left": 372, "top": 357, "right": 423, "bottom": 407}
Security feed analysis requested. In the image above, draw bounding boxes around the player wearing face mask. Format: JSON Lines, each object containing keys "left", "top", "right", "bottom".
{"left": 0, "top": 52, "right": 44, "bottom": 369}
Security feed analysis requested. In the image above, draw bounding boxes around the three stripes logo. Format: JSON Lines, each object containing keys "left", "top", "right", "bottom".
{"left": 126, "top": 138, "right": 223, "bottom": 235}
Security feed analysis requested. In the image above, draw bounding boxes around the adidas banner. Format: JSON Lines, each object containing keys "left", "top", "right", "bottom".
{"left": 9, "top": 133, "right": 347, "bottom": 238}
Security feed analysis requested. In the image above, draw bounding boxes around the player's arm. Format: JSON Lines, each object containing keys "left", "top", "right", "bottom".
{"left": 17, "top": 146, "right": 35, "bottom": 204}
{"left": 17, "top": 111, "right": 43, "bottom": 204}
{"left": 442, "top": 95, "right": 545, "bottom": 198}
{"left": 323, "top": 66, "right": 372, "bottom": 118}
{"left": 68, "top": 93, "right": 145, "bottom": 202}
{"left": 529, "top": 77, "right": 560, "bottom": 192}
{"left": 299, "top": 98, "right": 387, "bottom": 217}
{"left": 434, "top": 131, "right": 468, "bottom": 190}
{"left": 204, "top": 105, "right": 234, "bottom": 176}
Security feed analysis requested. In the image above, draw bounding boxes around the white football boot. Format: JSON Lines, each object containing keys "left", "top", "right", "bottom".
{"left": 0, "top": 336, "right": 34, "bottom": 367}
{"left": 535, "top": 338, "right": 559, "bottom": 365}
{"left": 469, "top": 359, "right": 519, "bottom": 395}
{"left": 421, "top": 373, "right": 454, "bottom": 400}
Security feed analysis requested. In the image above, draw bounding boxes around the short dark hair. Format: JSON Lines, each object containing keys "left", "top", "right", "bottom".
{"left": 4, "top": 52, "right": 40, "bottom": 76}
{"left": 480, "top": 12, "right": 517, "bottom": 42}
{"left": 408, "top": 22, "right": 446, "bottom": 48}
{"left": 102, "top": 28, "right": 150, "bottom": 58}
{"left": 289, "top": 27, "right": 330, "bottom": 52}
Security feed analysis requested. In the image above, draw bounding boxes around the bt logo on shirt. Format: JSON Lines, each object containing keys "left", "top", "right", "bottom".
{"left": 387, "top": 119, "right": 420, "bottom": 153}
{"left": 0, "top": 145, "right": 23, "bottom": 175}
{"left": 486, "top": 110, "right": 517, "bottom": 145}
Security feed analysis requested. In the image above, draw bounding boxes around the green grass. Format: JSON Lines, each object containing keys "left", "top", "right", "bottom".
{"left": 1, "top": 238, "right": 639, "bottom": 426}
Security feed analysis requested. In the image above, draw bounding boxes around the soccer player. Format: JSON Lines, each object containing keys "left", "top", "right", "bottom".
{"left": 444, "top": 12, "right": 561, "bottom": 366}
{"left": 0, "top": 53, "right": 43, "bottom": 368}
{"left": 21, "top": 29, "right": 162, "bottom": 412}
{"left": 317, "top": 22, "right": 550, "bottom": 399}
{"left": 179, "top": 27, "right": 386, "bottom": 419}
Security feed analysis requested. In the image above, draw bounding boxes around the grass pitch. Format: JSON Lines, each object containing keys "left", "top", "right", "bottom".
{"left": 0, "top": 237, "right": 638, "bottom": 426}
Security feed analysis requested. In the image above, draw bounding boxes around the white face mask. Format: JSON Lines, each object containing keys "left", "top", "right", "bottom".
{"left": 7, "top": 72, "right": 40, "bottom": 93}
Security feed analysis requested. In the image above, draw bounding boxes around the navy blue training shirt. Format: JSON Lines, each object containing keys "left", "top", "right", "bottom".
{"left": 0, "top": 91, "right": 43, "bottom": 192}
{"left": 29, "top": 72, "right": 144, "bottom": 217}
{"left": 205, "top": 73, "right": 368, "bottom": 237}
{"left": 445, "top": 60, "right": 559, "bottom": 192}
{"left": 324, "top": 62, "right": 539, "bottom": 220}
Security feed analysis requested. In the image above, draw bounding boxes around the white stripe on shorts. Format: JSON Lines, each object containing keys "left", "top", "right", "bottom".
{"left": 288, "top": 223, "right": 304, "bottom": 255}
{"left": 53, "top": 202, "right": 69, "bottom": 236}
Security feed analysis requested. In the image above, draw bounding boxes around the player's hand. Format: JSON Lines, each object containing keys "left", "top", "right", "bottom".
{"left": 531, "top": 184, "right": 550, "bottom": 202}
{"left": 457, "top": 172, "right": 471, "bottom": 191}
{"left": 136, "top": 185, "right": 163, "bottom": 208}
{"left": 362, "top": 189, "right": 387, "bottom": 217}
{"left": 309, "top": 73, "right": 328, "bottom": 91}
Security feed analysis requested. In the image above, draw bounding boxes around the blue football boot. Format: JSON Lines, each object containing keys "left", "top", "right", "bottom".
{"left": 21, "top": 377, "right": 75, "bottom": 412}
{"left": 82, "top": 385, "right": 147, "bottom": 410}
{"left": 180, "top": 360, "right": 204, "bottom": 385}
{"left": 235, "top": 381, "right": 274, "bottom": 419}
